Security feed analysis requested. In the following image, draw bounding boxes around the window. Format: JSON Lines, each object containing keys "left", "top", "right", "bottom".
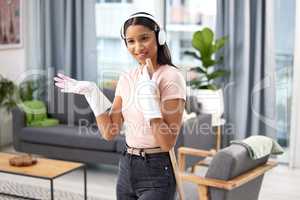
{"left": 166, "top": 0, "right": 217, "bottom": 68}
{"left": 95, "top": 0, "right": 217, "bottom": 85}
{"left": 273, "top": 0, "right": 296, "bottom": 163}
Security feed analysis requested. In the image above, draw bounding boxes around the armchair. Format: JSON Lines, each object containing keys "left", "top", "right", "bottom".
{"left": 177, "top": 144, "right": 277, "bottom": 200}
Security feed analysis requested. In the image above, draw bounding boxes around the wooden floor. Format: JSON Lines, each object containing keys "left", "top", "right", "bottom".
{"left": 259, "top": 164, "right": 300, "bottom": 200}
{"left": 1, "top": 146, "right": 300, "bottom": 200}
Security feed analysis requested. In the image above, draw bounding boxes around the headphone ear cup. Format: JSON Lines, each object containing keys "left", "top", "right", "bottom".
{"left": 158, "top": 30, "right": 166, "bottom": 45}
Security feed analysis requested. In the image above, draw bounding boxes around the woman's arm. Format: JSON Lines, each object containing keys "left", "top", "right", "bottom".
{"left": 53, "top": 73, "right": 123, "bottom": 141}
{"left": 150, "top": 98, "right": 185, "bottom": 151}
{"left": 96, "top": 96, "right": 124, "bottom": 141}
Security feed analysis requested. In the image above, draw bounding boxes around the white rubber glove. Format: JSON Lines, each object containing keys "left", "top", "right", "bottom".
{"left": 136, "top": 59, "right": 162, "bottom": 122}
{"left": 53, "top": 73, "right": 112, "bottom": 117}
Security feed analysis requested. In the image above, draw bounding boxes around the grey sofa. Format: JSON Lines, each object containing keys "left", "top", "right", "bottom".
{"left": 12, "top": 87, "right": 125, "bottom": 165}
{"left": 12, "top": 86, "right": 213, "bottom": 166}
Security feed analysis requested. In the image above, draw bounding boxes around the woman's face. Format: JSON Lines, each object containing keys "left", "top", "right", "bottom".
{"left": 125, "top": 25, "right": 158, "bottom": 65}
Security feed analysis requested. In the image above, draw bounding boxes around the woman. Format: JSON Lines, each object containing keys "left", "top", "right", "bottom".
{"left": 54, "top": 12, "right": 186, "bottom": 200}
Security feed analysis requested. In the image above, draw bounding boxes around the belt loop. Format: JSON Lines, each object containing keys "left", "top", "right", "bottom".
{"left": 140, "top": 149, "right": 148, "bottom": 162}
{"left": 139, "top": 149, "right": 143, "bottom": 157}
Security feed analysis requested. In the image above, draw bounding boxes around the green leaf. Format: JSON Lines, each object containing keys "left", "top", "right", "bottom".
{"left": 213, "top": 36, "right": 228, "bottom": 53}
{"left": 190, "top": 66, "right": 206, "bottom": 74}
{"left": 201, "top": 28, "right": 214, "bottom": 46}
{"left": 202, "top": 58, "right": 217, "bottom": 68}
{"left": 187, "top": 79, "right": 207, "bottom": 89}
{"left": 192, "top": 31, "right": 206, "bottom": 55}
{"left": 184, "top": 51, "right": 201, "bottom": 60}
{"left": 197, "top": 84, "right": 217, "bottom": 90}
{"left": 207, "top": 69, "right": 229, "bottom": 80}
{"left": 0, "top": 76, "right": 17, "bottom": 111}
{"left": 192, "top": 28, "right": 214, "bottom": 59}
{"left": 206, "top": 84, "right": 218, "bottom": 90}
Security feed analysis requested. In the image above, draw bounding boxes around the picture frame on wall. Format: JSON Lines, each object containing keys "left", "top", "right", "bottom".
{"left": 0, "top": 0, "right": 23, "bottom": 50}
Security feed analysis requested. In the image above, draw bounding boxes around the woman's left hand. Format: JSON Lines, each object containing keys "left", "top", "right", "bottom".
{"left": 144, "top": 58, "right": 154, "bottom": 79}
{"left": 137, "top": 59, "right": 162, "bottom": 122}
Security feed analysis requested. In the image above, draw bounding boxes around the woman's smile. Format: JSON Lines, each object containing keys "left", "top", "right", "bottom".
{"left": 135, "top": 51, "right": 148, "bottom": 60}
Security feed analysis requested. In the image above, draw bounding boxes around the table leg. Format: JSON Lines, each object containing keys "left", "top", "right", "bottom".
{"left": 84, "top": 166, "right": 87, "bottom": 200}
{"left": 50, "top": 179, "right": 54, "bottom": 200}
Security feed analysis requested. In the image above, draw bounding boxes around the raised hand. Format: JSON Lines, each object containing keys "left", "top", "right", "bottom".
{"left": 136, "top": 58, "right": 162, "bottom": 122}
{"left": 54, "top": 73, "right": 95, "bottom": 94}
{"left": 53, "top": 73, "right": 112, "bottom": 117}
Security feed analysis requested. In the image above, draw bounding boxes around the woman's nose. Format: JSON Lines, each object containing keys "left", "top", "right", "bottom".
{"left": 134, "top": 42, "right": 145, "bottom": 52}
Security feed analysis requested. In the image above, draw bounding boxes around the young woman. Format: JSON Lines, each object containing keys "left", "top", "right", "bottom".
{"left": 54, "top": 12, "right": 186, "bottom": 200}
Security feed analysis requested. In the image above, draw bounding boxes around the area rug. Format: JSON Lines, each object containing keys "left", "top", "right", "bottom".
{"left": 0, "top": 180, "right": 106, "bottom": 200}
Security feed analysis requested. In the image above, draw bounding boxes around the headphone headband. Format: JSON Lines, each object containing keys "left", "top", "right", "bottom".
{"left": 120, "top": 13, "right": 164, "bottom": 41}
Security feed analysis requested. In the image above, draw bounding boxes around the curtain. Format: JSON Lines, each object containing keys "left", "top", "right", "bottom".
{"left": 26, "top": 0, "right": 97, "bottom": 81}
{"left": 290, "top": 0, "right": 300, "bottom": 168}
{"left": 216, "top": 0, "right": 276, "bottom": 145}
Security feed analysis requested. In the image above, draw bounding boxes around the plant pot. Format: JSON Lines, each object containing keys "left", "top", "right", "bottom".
{"left": 0, "top": 108, "right": 13, "bottom": 147}
{"left": 187, "top": 87, "right": 224, "bottom": 125}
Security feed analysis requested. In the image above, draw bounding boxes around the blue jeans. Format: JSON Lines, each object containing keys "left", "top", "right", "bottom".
{"left": 116, "top": 150, "right": 176, "bottom": 200}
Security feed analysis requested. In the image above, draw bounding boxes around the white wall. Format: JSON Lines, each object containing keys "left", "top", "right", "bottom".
{"left": 290, "top": 0, "right": 300, "bottom": 168}
{"left": 0, "top": 1, "right": 27, "bottom": 81}
{"left": 0, "top": 49, "right": 26, "bottom": 80}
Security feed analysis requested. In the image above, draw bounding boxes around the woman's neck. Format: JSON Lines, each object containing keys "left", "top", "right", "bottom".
{"left": 152, "top": 60, "right": 159, "bottom": 71}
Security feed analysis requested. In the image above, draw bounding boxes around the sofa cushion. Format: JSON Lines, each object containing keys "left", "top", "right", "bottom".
{"left": 101, "top": 88, "right": 115, "bottom": 102}
{"left": 20, "top": 100, "right": 47, "bottom": 124}
{"left": 20, "top": 124, "right": 117, "bottom": 152}
{"left": 47, "top": 86, "right": 115, "bottom": 125}
{"left": 47, "top": 86, "right": 95, "bottom": 125}
{"left": 73, "top": 94, "right": 95, "bottom": 125}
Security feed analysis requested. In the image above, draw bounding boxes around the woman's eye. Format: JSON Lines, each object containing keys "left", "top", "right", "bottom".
{"left": 126, "top": 40, "right": 134, "bottom": 44}
{"left": 141, "top": 36, "right": 149, "bottom": 41}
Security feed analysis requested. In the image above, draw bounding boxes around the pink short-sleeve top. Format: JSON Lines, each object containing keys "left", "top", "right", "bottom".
{"left": 115, "top": 64, "right": 186, "bottom": 148}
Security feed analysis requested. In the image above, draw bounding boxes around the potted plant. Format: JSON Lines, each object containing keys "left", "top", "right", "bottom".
{"left": 185, "top": 27, "right": 229, "bottom": 125}
{"left": 18, "top": 78, "right": 46, "bottom": 101}
{"left": 0, "top": 75, "right": 18, "bottom": 147}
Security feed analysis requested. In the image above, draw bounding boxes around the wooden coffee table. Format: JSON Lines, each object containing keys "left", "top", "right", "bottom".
{"left": 0, "top": 152, "right": 87, "bottom": 200}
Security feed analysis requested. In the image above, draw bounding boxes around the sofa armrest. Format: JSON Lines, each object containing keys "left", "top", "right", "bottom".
{"left": 11, "top": 106, "right": 26, "bottom": 151}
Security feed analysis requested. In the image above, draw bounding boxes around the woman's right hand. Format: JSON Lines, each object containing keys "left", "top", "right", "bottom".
{"left": 53, "top": 73, "right": 95, "bottom": 95}
{"left": 53, "top": 73, "right": 112, "bottom": 117}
